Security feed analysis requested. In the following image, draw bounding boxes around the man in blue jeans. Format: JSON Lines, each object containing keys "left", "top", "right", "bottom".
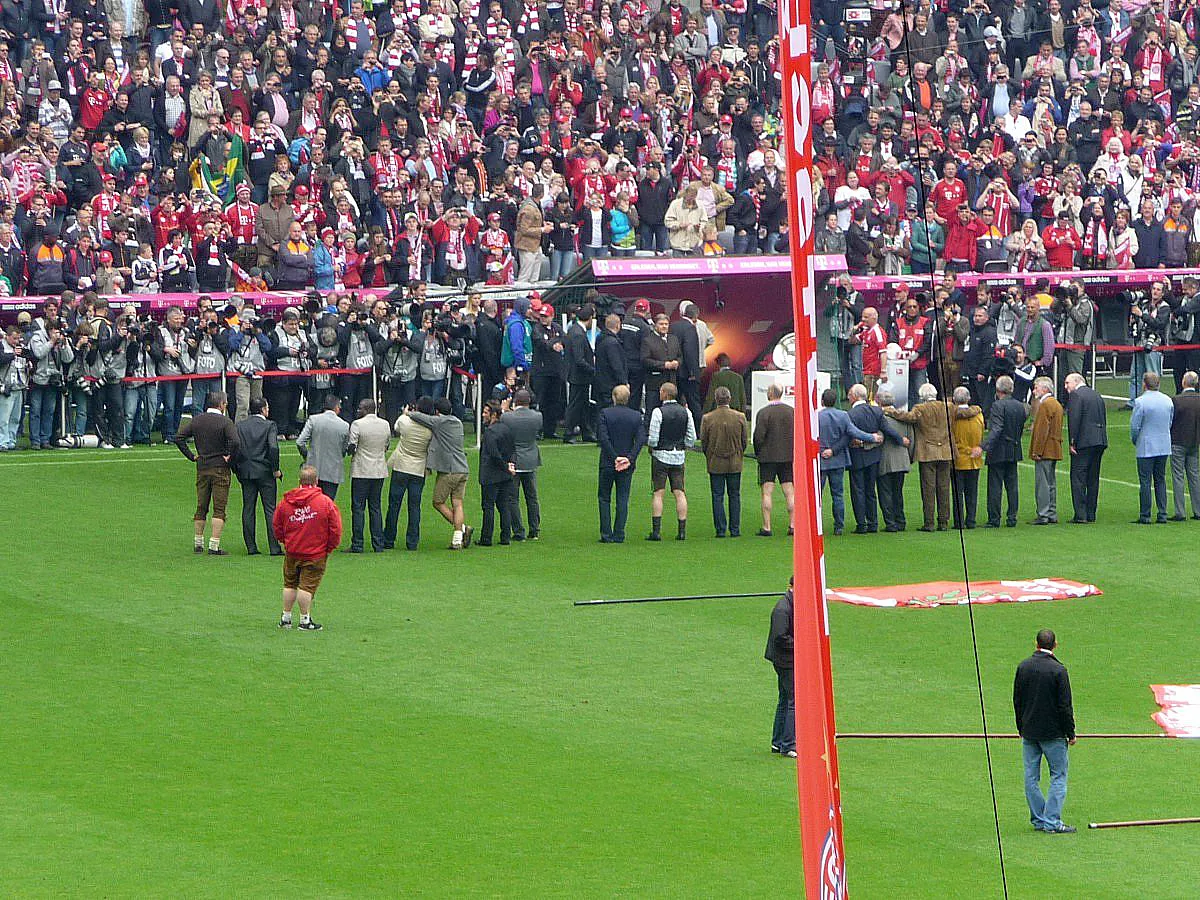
{"left": 1013, "top": 629, "right": 1077, "bottom": 834}
{"left": 764, "top": 578, "right": 795, "bottom": 758}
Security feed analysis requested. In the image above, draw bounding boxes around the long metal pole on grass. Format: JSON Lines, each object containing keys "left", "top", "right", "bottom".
{"left": 837, "top": 733, "right": 1167, "bottom": 739}
{"left": 1088, "top": 817, "right": 1200, "bottom": 830}
{"left": 573, "top": 591, "right": 779, "bottom": 606}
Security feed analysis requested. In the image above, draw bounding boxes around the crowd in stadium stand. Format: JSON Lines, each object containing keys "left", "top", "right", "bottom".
{"left": 0, "top": 0, "right": 788, "bottom": 300}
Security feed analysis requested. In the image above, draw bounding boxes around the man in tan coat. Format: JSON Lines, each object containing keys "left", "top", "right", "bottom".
{"left": 700, "top": 386, "right": 750, "bottom": 537}
{"left": 256, "top": 185, "right": 296, "bottom": 268}
{"left": 515, "top": 186, "right": 550, "bottom": 282}
{"left": 884, "top": 381, "right": 954, "bottom": 531}
{"left": 1028, "top": 375, "right": 1064, "bottom": 524}
{"left": 950, "top": 386, "right": 985, "bottom": 529}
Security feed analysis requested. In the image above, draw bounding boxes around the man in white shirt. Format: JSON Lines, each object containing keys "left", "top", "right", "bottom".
{"left": 646, "top": 382, "right": 696, "bottom": 541}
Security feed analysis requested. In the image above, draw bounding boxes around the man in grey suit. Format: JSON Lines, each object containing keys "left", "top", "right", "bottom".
{"left": 1131, "top": 371, "right": 1175, "bottom": 524}
{"left": 297, "top": 395, "right": 350, "bottom": 499}
{"left": 502, "top": 388, "right": 544, "bottom": 540}
{"left": 1169, "top": 370, "right": 1200, "bottom": 520}
{"left": 975, "top": 375, "right": 1028, "bottom": 528}
{"left": 346, "top": 398, "right": 393, "bottom": 552}
{"left": 234, "top": 396, "right": 282, "bottom": 556}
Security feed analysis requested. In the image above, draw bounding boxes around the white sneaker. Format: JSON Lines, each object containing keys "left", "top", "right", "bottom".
{"left": 119, "top": 443, "right": 132, "bottom": 450}
{"left": 100, "top": 442, "right": 115, "bottom": 449}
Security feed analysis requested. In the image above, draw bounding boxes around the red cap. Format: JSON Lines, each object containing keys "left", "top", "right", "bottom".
{"left": 487, "top": 212, "right": 500, "bottom": 222}
{"left": 99, "top": 250, "right": 113, "bottom": 264}
{"left": 321, "top": 226, "right": 335, "bottom": 239}
{"left": 134, "top": 174, "right": 149, "bottom": 186}
{"left": 102, "top": 172, "right": 116, "bottom": 182}
{"left": 92, "top": 142, "right": 107, "bottom": 153}
{"left": 295, "top": 184, "right": 309, "bottom": 198}
{"left": 719, "top": 114, "right": 733, "bottom": 125}
{"left": 633, "top": 298, "right": 651, "bottom": 313}
{"left": 540, "top": 304, "right": 554, "bottom": 318}
{"left": 528, "top": 290, "right": 542, "bottom": 301}
{"left": 620, "top": 108, "right": 633, "bottom": 118}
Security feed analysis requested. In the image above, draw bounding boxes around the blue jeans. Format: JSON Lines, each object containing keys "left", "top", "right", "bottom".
{"left": 419, "top": 377, "right": 446, "bottom": 399}
{"left": 733, "top": 231, "right": 756, "bottom": 254}
{"left": 0, "top": 389, "right": 23, "bottom": 449}
{"left": 124, "top": 384, "right": 155, "bottom": 443}
{"left": 581, "top": 245, "right": 609, "bottom": 261}
{"left": 639, "top": 223, "right": 670, "bottom": 253}
{"left": 28, "top": 384, "right": 58, "bottom": 446}
{"left": 598, "top": 466, "right": 633, "bottom": 541}
{"left": 709, "top": 471, "right": 741, "bottom": 535}
{"left": 69, "top": 384, "right": 90, "bottom": 435}
{"left": 821, "top": 466, "right": 846, "bottom": 530}
{"left": 1022, "top": 738, "right": 1069, "bottom": 830}
{"left": 158, "top": 379, "right": 187, "bottom": 441}
{"left": 191, "top": 378, "right": 216, "bottom": 418}
{"left": 772, "top": 664, "right": 795, "bottom": 753}
{"left": 1137, "top": 455, "right": 1168, "bottom": 521}
{"left": 549, "top": 249, "right": 576, "bottom": 281}
{"left": 1130, "top": 350, "right": 1163, "bottom": 404}
{"left": 383, "top": 471, "right": 425, "bottom": 550}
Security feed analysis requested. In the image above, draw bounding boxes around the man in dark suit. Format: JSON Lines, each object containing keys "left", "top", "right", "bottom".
{"left": 477, "top": 401, "right": 517, "bottom": 546}
{"left": 594, "top": 314, "right": 628, "bottom": 412}
{"left": 502, "top": 389, "right": 543, "bottom": 541}
{"left": 1064, "top": 373, "right": 1107, "bottom": 523}
{"left": 474, "top": 298, "right": 504, "bottom": 398}
{"left": 669, "top": 307, "right": 703, "bottom": 437}
{"left": 1013, "top": 628, "right": 1076, "bottom": 834}
{"left": 847, "top": 383, "right": 907, "bottom": 533}
{"left": 640, "top": 313, "right": 682, "bottom": 420}
{"left": 975, "top": 375, "right": 1028, "bottom": 528}
{"left": 563, "top": 303, "right": 596, "bottom": 444}
{"left": 235, "top": 396, "right": 283, "bottom": 556}
{"left": 1170, "top": 371, "right": 1200, "bottom": 520}
{"left": 597, "top": 385, "right": 647, "bottom": 543}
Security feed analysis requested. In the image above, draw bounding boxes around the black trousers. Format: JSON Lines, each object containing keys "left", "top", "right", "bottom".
{"left": 318, "top": 479, "right": 339, "bottom": 500}
{"left": 953, "top": 468, "right": 980, "bottom": 528}
{"left": 340, "top": 373, "right": 374, "bottom": 422}
{"left": 381, "top": 379, "right": 417, "bottom": 425}
{"left": 877, "top": 471, "right": 907, "bottom": 530}
{"left": 92, "top": 382, "right": 125, "bottom": 445}
{"left": 986, "top": 461, "right": 1019, "bottom": 526}
{"left": 267, "top": 378, "right": 303, "bottom": 435}
{"left": 1070, "top": 446, "right": 1104, "bottom": 522}
{"left": 239, "top": 475, "right": 281, "bottom": 553}
{"left": 350, "top": 477, "right": 385, "bottom": 551}
{"left": 564, "top": 381, "right": 593, "bottom": 438}
{"left": 508, "top": 471, "right": 540, "bottom": 538}
{"left": 599, "top": 466, "right": 634, "bottom": 541}
{"left": 533, "top": 374, "right": 565, "bottom": 437}
{"left": 627, "top": 367, "right": 646, "bottom": 412}
{"left": 480, "top": 478, "right": 516, "bottom": 543}
{"left": 848, "top": 462, "right": 879, "bottom": 531}
{"left": 679, "top": 377, "right": 702, "bottom": 439}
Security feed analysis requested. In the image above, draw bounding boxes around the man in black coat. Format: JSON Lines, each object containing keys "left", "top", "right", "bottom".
{"left": 669, "top": 305, "right": 703, "bottom": 435}
{"left": 962, "top": 305, "right": 998, "bottom": 414}
{"left": 532, "top": 307, "right": 566, "bottom": 439}
{"left": 640, "top": 313, "right": 682, "bottom": 420}
{"left": 594, "top": 313, "right": 628, "bottom": 411}
{"left": 764, "top": 577, "right": 795, "bottom": 757}
{"left": 976, "top": 375, "right": 1028, "bottom": 527}
{"left": 846, "top": 384, "right": 906, "bottom": 533}
{"left": 1132, "top": 199, "right": 1167, "bottom": 271}
{"left": 1064, "top": 372, "right": 1107, "bottom": 523}
{"left": 477, "top": 401, "right": 516, "bottom": 546}
{"left": 563, "top": 303, "right": 597, "bottom": 443}
{"left": 234, "top": 396, "right": 283, "bottom": 556}
{"left": 1013, "top": 628, "right": 1076, "bottom": 834}
{"left": 473, "top": 298, "right": 504, "bottom": 397}
{"left": 620, "top": 298, "right": 655, "bottom": 410}
{"left": 597, "top": 384, "right": 647, "bottom": 543}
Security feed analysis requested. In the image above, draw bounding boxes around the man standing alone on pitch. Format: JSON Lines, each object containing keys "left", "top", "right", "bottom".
{"left": 764, "top": 577, "right": 796, "bottom": 758}
{"left": 346, "top": 398, "right": 392, "bottom": 552}
{"left": 234, "top": 396, "right": 282, "bottom": 556}
{"left": 273, "top": 465, "right": 343, "bottom": 631}
{"left": 175, "top": 390, "right": 240, "bottom": 556}
{"left": 1014, "top": 629, "right": 1076, "bottom": 833}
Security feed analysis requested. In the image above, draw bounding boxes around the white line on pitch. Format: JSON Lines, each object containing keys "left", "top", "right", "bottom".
{"left": 1016, "top": 461, "right": 1140, "bottom": 489}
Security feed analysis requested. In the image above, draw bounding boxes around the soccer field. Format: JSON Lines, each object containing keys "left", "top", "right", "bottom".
{"left": 4, "top": 407, "right": 1198, "bottom": 898}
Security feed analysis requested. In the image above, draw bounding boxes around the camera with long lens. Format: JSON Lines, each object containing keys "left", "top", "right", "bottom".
{"left": 1119, "top": 289, "right": 1149, "bottom": 307}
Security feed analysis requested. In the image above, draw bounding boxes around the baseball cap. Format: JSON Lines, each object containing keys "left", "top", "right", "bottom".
{"left": 295, "top": 184, "right": 309, "bottom": 198}
{"left": 102, "top": 172, "right": 116, "bottom": 182}
{"left": 134, "top": 173, "right": 149, "bottom": 186}
{"left": 92, "top": 141, "right": 107, "bottom": 153}
{"left": 620, "top": 107, "right": 633, "bottom": 119}
{"left": 720, "top": 114, "right": 733, "bottom": 125}
{"left": 528, "top": 290, "right": 542, "bottom": 302}
{"left": 540, "top": 304, "right": 554, "bottom": 318}
{"left": 633, "top": 298, "right": 651, "bottom": 313}
{"left": 99, "top": 250, "right": 113, "bottom": 264}
{"left": 47, "top": 80, "right": 61, "bottom": 90}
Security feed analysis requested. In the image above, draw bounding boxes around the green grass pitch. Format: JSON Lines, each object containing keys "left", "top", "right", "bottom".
{"left": 3, "top": 403, "right": 1198, "bottom": 897}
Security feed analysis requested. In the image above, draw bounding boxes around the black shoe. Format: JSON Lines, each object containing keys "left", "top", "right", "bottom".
{"left": 269, "top": 548, "right": 283, "bottom": 556}
{"left": 1006, "top": 521, "right": 1017, "bottom": 527}
{"left": 599, "top": 536, "right": 614, "bottom": 543}
{"left": 475, "top": 539, "right": 493, "bottom": 546}
{"left": 646, "top": 533, "right": 661, "bottom": 541}
{"left": 1132, "top": 519, "right": 1152, "bottom": 525}
{"left": 884, "top": 525, "right": 901, "bottom": 532}
{"left": 730, "top": 531, "right": 740, "bottom": 537}
{"left": 1169, "top": 515, "right": 1187, "bottom": 522}
{"left": 1192, "top": 515, "right": 1200, "bottom": 521}
{"left": 247, "top": 548, "right": 261, "bottom": 555}
{"left": 298, "top": 619, "right": 323, "bottom": 631}
{"left": 918, "top": 526, "right": 935, "bottom": 532}
{"left": 1156, "top": 517, "right": 1168, "bottom": 524}
{"left": 937, "top": 524, "right": 948, "bottom": 531}
{"left": 462, "top": 525, "right": 473, "bottom": 548}
{"left": 279, "top": 616, "right": 292, "bottom": 629}
{"left": 207, "top": 548, "right": 229, "bottom": 556}
{"left": 499, "top": 539, "right": 511, "bottom": 545}
{"left": 1069, "top": 518, "right": 1088, "bottom": 524}
{"left": 756, "top": 528, "right": 773, "bottom": 537}
{"left": 787, "top": 526, "right": 794, "bottom": 536}
{"left": 1030, "top": 518, "right": 1048, "bottom": 526}
{"left": 194, "top": 545, "right": 204, "bottom": 554}
{"left": 853, "top": 527, "right": 868, "bottom": 534}
{"left": 342, "top": 547, "right": 363, "bottom": 553}
{"left": 528, "top": 531, "right": 539, "bottom": 541}
{"left": 715, "top": 532, "right": 726, "bottom": 538}
{"left": 832, "top": 527, "right": 843, "bottom": 536}
{"left": 511, "top": 534, "right": 526, "bottom": 542}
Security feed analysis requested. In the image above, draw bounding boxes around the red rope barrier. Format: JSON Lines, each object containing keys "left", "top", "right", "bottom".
{"left": 120, "top": 367, "right": 372, "bottom": 385}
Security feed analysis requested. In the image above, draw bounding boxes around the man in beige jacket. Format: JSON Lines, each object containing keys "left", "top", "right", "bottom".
{"left": 384, "top": 395, "right": 434, "bottom": 551}
{"left": 515, "top": 185, "right": 550, "bottom": 281}
{"left": 346, "top": 398, "right": 393, "bottom": 552}
{"left": 664, "top": 190, "right": 710, "bottom": 255}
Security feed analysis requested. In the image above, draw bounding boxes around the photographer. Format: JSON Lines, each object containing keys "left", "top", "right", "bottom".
{"left": 0, "top": 326, "right": 30, "bottom": 451}
{"left": 189, "top": 309, "right": 226, "bottom": 422}
{"left": 824, "top": 274, "right": 864, "bottom": 400}
{"left": 416, "top": 307, "right": 451, "bottom": 400}
{"left": 266, "top": 310, "right": 314, "bottom": 439}
{"left": 88, "top": 300, "right": 129, "bottom": 449}
{"left": 1127, "top": 281, "right": 1171, "bottom": 408}
{"left": 66, "top": 323, "right": 95, "bottom": 439}
{"left": 123, "top": 315, "right": 159, "bottom": 446}
{"left": 27, "top": 319, "right": 73, "bottom": 450}
{"left": 221, "top": 308, "right": 272, "bottom": 422}
{"left": 337, "top": 303, "right": 382, "bottom": 423}
{"left": 150, "top": 306, "right": 193, "bottom": 444}
{"left": 377, "top": 311, "right": 423, "bottom": 424}
{"left": 1052, "top": 280, "right": 1095, "bottom": 382}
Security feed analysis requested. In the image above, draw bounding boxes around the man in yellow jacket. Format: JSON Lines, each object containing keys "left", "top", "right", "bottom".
{"left": 950, "top": 386, "right": 984, "bottom": 529}
{"left": 1029, "top": 375, "right": 1064, "bottom": 524}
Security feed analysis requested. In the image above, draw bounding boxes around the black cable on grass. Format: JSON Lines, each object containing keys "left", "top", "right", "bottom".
{"left": 892, "top": 17, "right": 1010, "bottom": 900}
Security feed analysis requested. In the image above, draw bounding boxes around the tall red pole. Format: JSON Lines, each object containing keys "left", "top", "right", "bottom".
{"left": 776, "top": 3, "right": 848, "bottom": 897}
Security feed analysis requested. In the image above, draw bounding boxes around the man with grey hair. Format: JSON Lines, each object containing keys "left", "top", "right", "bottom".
{"left": 1064, "top": 372, "right": 1106, "bottom": 523}
{"left": 1028, "top": 376, "right": 1063, "bottom": 525}
{"left": 882, "top": 382, "right": 952, "bottom": 531}
{"left": 876, "top": 386, "right": 914, "bottom": 531}
{"left": 1170, "top": 371, "right": 1200, "bottom": 520}
{"left": 974, "top": 375, "right": 1028, "bottom": 528}
{"left": 1131, "top": 371, "right": 1174, "bottom": 524}
{"left": 847, "top": 382, "right": 907, "bottom": 533}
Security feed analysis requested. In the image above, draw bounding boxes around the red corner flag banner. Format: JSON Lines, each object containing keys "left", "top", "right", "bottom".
{"left": 777, "top": 1, "right": 849, "bottom": 896}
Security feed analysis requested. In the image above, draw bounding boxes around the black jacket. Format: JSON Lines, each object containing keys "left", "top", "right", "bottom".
{"left": 620, "top": 313, "right": 654, "bottom": 372}
{"left": 473, "top": 313, "right": 504, "bottom": 383}
{"left": 1013, "top": 649, "right": 1075, "bottom": 741}
{"left": 598, "top": 404, "right": 646, "bottom": 469}
{"left": 479, "top": 419, "right": 515, "bottom": 485}
{"left": 668, "top": 318, "right": 701, "bottom": 382}
{"left": 763, "top": 589, "right": 794, "bottom": 668}
{"left": 594, "top": 330, "right": 627, "bottom": 401}
{"left": 981, "top": 396, "right": 1028, "bottom": 463}
{"left": 962, "top": 321, "right": 997, "bottom": 380}
{"left": 234, "top": 414, "right": 280, "bottom": 482}
{"left": 1066, "top": 384, "right": 1108, "bottom": 450}
{"left": 565, "top": 321, "right": 595, "bottom": 385}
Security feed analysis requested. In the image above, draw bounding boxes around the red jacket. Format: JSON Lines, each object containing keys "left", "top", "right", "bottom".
{"left": 272, "top": 485, "right": 343, "bottom": 560}
{"left": 1042, "top": 224, "right": 1081, "bottom": 270}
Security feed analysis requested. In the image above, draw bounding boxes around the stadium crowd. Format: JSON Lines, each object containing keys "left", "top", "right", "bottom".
{"left": 0, "top": 0, "right": 789, "bottom": 301}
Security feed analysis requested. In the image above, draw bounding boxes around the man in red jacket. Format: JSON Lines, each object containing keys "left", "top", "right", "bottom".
{"left": 272, "top": 465, "right": 343, "bottom": 631}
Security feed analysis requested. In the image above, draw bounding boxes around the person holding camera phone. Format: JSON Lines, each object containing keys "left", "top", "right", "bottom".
{"left": 27, "top": 319, "right": 74, "bottom": 450}
{"left": 0, "top": 326, "right": 31, "bottom": 451}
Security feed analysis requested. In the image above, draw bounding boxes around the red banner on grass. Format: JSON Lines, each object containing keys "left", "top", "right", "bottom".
{"left": 1151, "top": 685, "right": 1200, "bottom": 737}
{"left": 826, "top": 578, "right": 1102, "bottom": 609}
{"left": 778, "top": 0, "right": 848, "bottom": 895}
